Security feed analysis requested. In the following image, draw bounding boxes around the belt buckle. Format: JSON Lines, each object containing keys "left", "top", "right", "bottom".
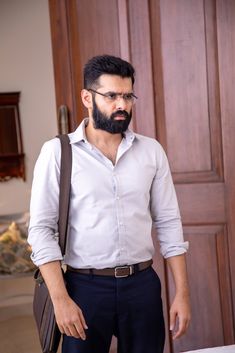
{"left": 115, "top": 265, "right": 133, "bottom": 278}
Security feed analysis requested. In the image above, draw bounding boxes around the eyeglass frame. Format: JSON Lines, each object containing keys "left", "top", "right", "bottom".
{"left": 88, "top": 88, "right": 138, "bottom": 103}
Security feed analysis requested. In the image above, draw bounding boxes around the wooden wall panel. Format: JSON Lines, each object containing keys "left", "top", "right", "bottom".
{"left": 117, "top": 0, "right": 131, "bottom": 61}
{"left": 70, "top": 0, "right": 120, "bottom": 68}
{"left": 49, "top": 0, "right": 76, "bottom": 130}
{"left": 50, "top": 0, "right": 122, "bottom": 129}
{"left": 160, "top": 0, "right": 211, "bottom": 174}
{"left": 216, "top": 0, "right": 235, "bottom": 331}
{"left": 67, "top": 0, "right": 121, "bottom": 123}
{"left": 149, "top": 0, "right": 234, "bottom": 351}
{"left": 167, "top": 226, "right": 234, "bottom": 352}
{"left": 127, "top": 0, "right": 156, "bottom": 138}
{"left": 175, "top": 183, "right": 225, "bottom": 224}
{"left": 152, "top": 0, "right": 223, "bottom": 184}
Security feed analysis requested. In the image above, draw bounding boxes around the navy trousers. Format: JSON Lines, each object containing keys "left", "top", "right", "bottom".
{"left": 62, "top": 266, "right": 165, "bottom": 353}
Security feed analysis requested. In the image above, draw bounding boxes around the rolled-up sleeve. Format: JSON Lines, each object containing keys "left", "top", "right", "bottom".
{"left": 28, "top": 139, "right": 63, "bottom": 266}
{"left": 150, "top": 145, "right": 189, "bottom": 258}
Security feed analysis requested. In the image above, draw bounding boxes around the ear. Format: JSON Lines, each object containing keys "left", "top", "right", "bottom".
{"left": 81, "top": 89, "right": 93, "bottom": 109}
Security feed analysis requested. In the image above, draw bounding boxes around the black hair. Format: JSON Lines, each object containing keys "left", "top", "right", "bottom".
{"left": 83, "top": 55, "right": 135, "bottom": 89}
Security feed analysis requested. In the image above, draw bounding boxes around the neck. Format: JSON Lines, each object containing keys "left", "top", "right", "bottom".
{"left": 85, "top": 118, "right": 123, "bottom": 147}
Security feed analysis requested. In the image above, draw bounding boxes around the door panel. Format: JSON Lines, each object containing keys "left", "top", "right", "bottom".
{"left": 167, "top": 225, "right": 234, "bottom": 352}
{"left": 149, "top": 0, "right": 234, "bottom": 351}
{"left": 216, "top": 0, "right": 235, "bottom": 331}
{"left": 49, "top": 0, "right": 235, "bottom": 351}
{"left": 159, "top": 0, "right": 212, "bottom": 174}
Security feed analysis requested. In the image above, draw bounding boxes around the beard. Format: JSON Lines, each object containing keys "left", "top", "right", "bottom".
{"left": 92, "top": 98, "right": 132, "bottom": 134}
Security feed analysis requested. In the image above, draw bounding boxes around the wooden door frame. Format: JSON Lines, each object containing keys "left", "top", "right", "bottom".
{"left": 49, "top": 0, "right": 83, "bottom": 132}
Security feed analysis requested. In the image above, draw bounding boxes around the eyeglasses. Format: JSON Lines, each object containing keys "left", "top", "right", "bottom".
{"left": 88, "top": 89, "right": 138, "bottom": 103}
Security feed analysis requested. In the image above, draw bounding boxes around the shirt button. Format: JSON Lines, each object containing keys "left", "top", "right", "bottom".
{"left": 116, "top": 196, "right": 120, "bottom": 200}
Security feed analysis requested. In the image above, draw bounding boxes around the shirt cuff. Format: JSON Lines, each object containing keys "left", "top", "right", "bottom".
{"left": 160, "top": 241, "right": 189, "bottom": 259}
{"left": 31, "top": 246, "right": 63, "bottom": 267}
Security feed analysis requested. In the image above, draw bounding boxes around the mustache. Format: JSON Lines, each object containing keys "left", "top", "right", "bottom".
{"left": 111, "top": 110, "right": 130, "bottom": 120}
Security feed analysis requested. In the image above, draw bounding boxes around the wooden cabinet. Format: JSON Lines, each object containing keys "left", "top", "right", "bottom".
{"left": 49, "top": 1, "right": 235, "bottom": 351}
{"left": 0, "top": 92, "right": 25, "bottom": 181}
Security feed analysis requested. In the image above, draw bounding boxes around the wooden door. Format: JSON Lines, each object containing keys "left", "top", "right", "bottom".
{"left": 49, "top": 1, "right": 235, "bottom": 352}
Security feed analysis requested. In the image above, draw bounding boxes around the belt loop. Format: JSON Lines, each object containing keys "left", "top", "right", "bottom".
{"left": 134, "top": 263, "right": 139, "bottom": 274}
{"left": 89, "top": 268, "right": 94, "bottom": 279}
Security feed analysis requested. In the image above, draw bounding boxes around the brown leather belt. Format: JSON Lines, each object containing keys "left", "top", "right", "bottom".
{"left": 67, "top": 259, "right": 153, "bottom": 278}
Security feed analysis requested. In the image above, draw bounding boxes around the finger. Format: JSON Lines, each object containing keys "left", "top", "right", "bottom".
{"left": 57, "top": 320, "right": 80, "bottom": 338}
{"left": 173, "top": 317, "right": 188, "bottom": 339}
{"left": 57, "top": 324, "right": 65, "bottom": 335}
{"left": 173, "top": 326, "right": 182, "bottom": 339}
{"left": 74, "top": 321, "right": 86, "bottom": 340}
{"left": 63, "top": 326, "right": 73, "bottom": 337}
{"left": 169, "top": 310, "right": 177, "bottom": 332}
{"left": 67, "top": 324, "right": 82, "bottom": 339}
{"left": 79, "top": 309, "right": 88, "bottom": 330}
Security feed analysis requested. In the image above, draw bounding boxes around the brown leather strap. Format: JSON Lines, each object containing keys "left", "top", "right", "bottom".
{"left": 56, "top": 134, "right": 72, "bottom": 255}
{"left": 67, "top": 259, "right": 153, "bottom": 278}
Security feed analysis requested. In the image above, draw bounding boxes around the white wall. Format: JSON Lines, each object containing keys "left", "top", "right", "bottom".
{"left": 0, "top": 0, "right": 57, "bottom": 214}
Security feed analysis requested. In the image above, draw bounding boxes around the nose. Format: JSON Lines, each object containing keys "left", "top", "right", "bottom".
{"left": 115, "top": 96, "right": 127, "bottom": 111}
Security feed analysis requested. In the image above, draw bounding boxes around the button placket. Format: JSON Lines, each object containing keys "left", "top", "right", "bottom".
{"left": 112, "top": 170, "right": 127, "bottom": 264}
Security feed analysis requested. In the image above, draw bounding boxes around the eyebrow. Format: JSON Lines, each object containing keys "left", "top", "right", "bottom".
{"left": 102, "top": 90, "right": 134, "bottom": 94}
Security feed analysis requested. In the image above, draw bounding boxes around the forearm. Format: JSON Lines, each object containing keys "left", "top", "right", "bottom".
{"left": 166, "top": 254, "right": 190, "bottom": 297}
{"left": 166, "top": 254, "right": 191, "bottom": 339}
{"left": 39, "top": 260, "right": 68, "bottom": 302}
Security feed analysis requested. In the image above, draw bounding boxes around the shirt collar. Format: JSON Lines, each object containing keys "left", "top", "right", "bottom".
{"left": 122, "top": 127, "right": 135, "bottom": 144}
{"left": 69, "top": 118, "right": 89, "bottom": 144}
{"left": 69, "top": 118, "right": 136, "bottom": 145}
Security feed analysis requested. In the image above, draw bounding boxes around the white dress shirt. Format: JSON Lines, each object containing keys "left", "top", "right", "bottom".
{"left": 28, "top": 118, "right": 188, "bottom": 268}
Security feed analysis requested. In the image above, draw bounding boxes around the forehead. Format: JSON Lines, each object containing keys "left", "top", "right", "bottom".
{"left": 98, "top": 74, "right": 132, "bottom": 91}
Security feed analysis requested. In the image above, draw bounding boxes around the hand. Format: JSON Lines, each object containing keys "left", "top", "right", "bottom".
{"left": 169, "top": 293, "right": 191, "bottom": 339}
{"left": 53, "top": 296, "right": 88, "bottom": 340}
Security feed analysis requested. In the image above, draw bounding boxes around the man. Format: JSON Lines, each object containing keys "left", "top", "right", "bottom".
{"left": 28, "top": 55, "right": 190, "bottom": 353}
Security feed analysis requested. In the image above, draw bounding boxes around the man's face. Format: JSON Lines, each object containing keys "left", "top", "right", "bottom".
{"left": 90, "top": 74, "right": 134, "bottom": 134}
